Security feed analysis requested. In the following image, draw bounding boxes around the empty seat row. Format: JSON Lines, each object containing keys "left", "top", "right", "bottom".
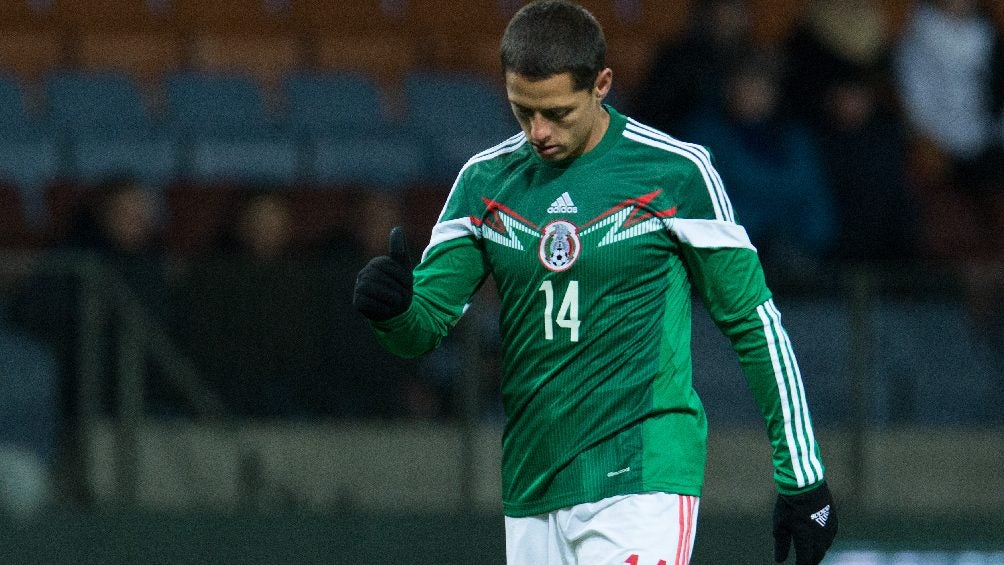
{"left": 0, "top": 68, "right": 516, "bottom": 217}
{"left": 0, "top": 1, "right": 699, "bottom": 92}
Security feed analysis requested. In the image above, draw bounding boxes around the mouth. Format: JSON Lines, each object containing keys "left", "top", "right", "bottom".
{"left": 533, "top": 144, "right": 562, "bottom": 158}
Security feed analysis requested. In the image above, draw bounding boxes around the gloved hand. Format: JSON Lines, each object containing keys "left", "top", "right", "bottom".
{"left": 353, "top": 226, "right": 414, "bottom": 322}
{"left": 773, "top": 481, "right": 837, "bottom": 564}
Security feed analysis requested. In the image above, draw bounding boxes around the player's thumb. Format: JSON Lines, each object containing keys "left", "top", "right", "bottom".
{"left": 388, "top": 226, "right": 412, "bottom": 269}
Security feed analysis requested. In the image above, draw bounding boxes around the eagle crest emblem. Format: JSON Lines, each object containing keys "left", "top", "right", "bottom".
{"left": 539, "top": 220, "right": 580, "bottom": 271}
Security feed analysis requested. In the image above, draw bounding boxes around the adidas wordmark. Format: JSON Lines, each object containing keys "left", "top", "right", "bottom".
{"left": 547, "top": 192, "right": 578, "bottom": 214}
{"left": 810, "top": 505, "right": 831, "bottom": 527}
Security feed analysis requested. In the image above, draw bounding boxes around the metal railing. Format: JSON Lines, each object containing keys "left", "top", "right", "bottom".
{"left": 3, "top": 251, "right": 1001, "bottom": 512}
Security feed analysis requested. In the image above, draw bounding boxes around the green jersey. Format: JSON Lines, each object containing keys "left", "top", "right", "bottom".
{"left": 372, "top": 106, "right": 824, "bottom": 517}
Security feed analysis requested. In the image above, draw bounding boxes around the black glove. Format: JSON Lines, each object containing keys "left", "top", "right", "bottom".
{"left": 353, "top": 226, "right": 414, "bottom": 322}
{"left": 773, "top": 481, "right": 837, "bottom": 564}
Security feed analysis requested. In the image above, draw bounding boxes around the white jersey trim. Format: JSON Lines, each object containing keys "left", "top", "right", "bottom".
{"left": 756, "top": 299, "right": 823, "bottom": 488}
{"left": 422, "top": 217, "right": 477, "bottom": 261}
{"left": 622, "top": 120, "right": 735, "bottom": 223}
{"left": 436, "top": 133, "right": 526, "bottom": 225}
{"left": 667, "top": 218, "right": 756, "bottom": 251}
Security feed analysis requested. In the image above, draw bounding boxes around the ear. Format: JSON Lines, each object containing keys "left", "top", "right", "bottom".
{"left": 593, "top": 68, "right": 613, "bottom": 100}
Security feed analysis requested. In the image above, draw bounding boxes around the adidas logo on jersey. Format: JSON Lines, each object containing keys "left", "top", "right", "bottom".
{"left": 810, "top": 505, "right": 831, "bottom": 527}
{"left": 547, "top": 192, "right": 578, "bottom": 213}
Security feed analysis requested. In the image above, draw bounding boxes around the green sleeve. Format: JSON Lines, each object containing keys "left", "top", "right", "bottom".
{"left": 371, "top": 221, "right": 491, "bottom": 357}
{"left": 683, "top": 243, "right": 825, "bottom": 494}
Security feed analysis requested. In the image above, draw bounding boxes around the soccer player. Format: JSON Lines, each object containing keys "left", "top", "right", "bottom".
{"left": 353, "top": 1, "right": 837, "bottom": 563}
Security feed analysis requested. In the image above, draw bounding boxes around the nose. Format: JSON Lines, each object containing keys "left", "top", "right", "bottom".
{"left": 529, "top": 114, "right": 551, "bottom": 142}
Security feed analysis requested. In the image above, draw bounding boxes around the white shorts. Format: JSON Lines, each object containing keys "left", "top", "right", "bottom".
{"left": 504, "top": 492, "right": 700, "bottom": 565}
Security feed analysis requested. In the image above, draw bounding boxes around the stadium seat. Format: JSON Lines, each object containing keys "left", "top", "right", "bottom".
{"left": 44, "top": 70, "right": 179, "bottom": 187}
{"left": 310, "top": 32, "right": 417, "bottom": 90}
{"left": 290, "top": 0, "right": 406, "bottom": 35}
{"left": 283, "top": 71, "right": 392, "bottom": 138}
{"left": 174, "top": 0, "right": 292, "bottom": 35}
{"left": 0, "top": 74, "right": 60, "bottom": 223}
{"left": 45, "top": 70, "right": 158, "bottom": 138}
{"left": 0, "top": 30, "right": 67, "bottom": 83}
{"left": 189, "top": 33, "right": 303, "bottom": 89}
{"left": 310, "top": 137, "right": 426, "bottom": 189}
{"left": 402, "top": 0, "right": 512, "bottom": 72}
{"left": 165, "top": 71, "right": 298, "bottom": 184}
{"left": 402, "top": 70, "right": 515, "bottom": 181}
{"left": 165, "top": 70, "right": 278, "bottom": 139}
{"left": 56, "top": 0, "right": 177, "bottom": 33}
{"left": 76, "top": 31, "right": 184, "bottom": 86}
{"left": 283, "top": 71, "right": 426, "bottom": 188}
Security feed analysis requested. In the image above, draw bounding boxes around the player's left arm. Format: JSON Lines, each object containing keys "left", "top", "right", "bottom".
{"left": 668, "top": 153, "right": 837, "bottom": 563}
{"left": 677, "top": 237, "right": 837, "bottom": 564}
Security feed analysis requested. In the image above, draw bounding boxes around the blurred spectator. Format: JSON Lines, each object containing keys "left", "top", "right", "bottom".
{"left": 815, "top": 72, "right": 919, "bottom": 266}
{"left": 181, "top": 190, "right": 328, "bottom": 418}
{"left": 8, "top": 175, "right": 177, "bottom": 504}
{"left": 631, "top": 0, "right": 755, "bottom": 134}
{"left": 780, "top": 0, "right": 918, "bottom": 267}
{"left": 180, "top": 189, "right": 425, "bottom": 420}
{"left": 681, "top": 48, "right": 837, "bottom": 282}
{"left": 894, "top": 0, "right": 1004, "bottom": 355}
{"left": 894, "top": 0, "right": 1004, "bottom": 260}
{"left": 784, "top": 0, "right": 898, "bottom": 130}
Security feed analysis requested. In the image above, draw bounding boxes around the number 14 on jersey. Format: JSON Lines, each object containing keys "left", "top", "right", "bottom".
{"left": 538, "top": 280, "right": 580, "bottom": 342}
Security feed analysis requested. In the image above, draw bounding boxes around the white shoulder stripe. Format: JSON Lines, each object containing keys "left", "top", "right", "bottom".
{"left": 667, "top": 218, "right": 755, "bottom": 250}
{"left": 623, "top": 120, "right": 735, "bottom": 223}
{"left": 436, "top": 133, "right": 526, "bottom": 225}
{"left": 422, "top": 217, "right": 477, "bottom": 261}
{"left": 470, "top": 131, "right": 526, "bottom": 161}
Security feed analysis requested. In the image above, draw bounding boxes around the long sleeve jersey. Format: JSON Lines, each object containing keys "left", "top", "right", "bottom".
{"left": 371, "top": 106, "right": 825, "bottom": 517}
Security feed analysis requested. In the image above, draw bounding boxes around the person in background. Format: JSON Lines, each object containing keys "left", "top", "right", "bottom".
{"left": 180, "top": 190, "right": 325, "bottom": 418}
{"left": 680, "top": 48, "right": 837, "bottom": 284}
{"left": 815, "top": 70, "right": 918, "bottom": 266}
{"left": 894, "top": 0, "right": 1004, "bottom": 368}
{"left": 631, "top": 0, "right": 755, "bottom": 135}
{"left": 784, "top": 0, "right": 897, "bottom": 130}
{"left": 894, "top": 0, "right": 1004, "bottom": 261}
{"left": 9, "top": 175, "right": 175, "bottom": 505}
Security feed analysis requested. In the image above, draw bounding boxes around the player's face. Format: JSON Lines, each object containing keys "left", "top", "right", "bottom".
{"left": 505, "top": 69, "right": 612, "bottom": 162}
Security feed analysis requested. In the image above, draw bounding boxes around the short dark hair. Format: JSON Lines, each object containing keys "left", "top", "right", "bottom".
{"left": 500, "top": 0, "right": 606, "bottom": 91}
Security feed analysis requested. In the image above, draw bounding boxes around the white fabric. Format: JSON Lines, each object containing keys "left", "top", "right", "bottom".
{"left": 504, "top": 492, "right": 700, "bottom": 565}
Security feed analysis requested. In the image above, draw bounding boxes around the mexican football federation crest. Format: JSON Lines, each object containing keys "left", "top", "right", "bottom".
{"left": 539, "top": 220, "right": 581, "bottom": 272}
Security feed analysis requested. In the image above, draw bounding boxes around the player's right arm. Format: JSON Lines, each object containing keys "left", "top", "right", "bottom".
{"left": 354, "top": 174, "right": 491, "bottom": 359}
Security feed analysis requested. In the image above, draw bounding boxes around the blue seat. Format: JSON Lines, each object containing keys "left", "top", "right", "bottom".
{"left": 72, "top": 138, "right": 179, "bottom": 188}
{"left": 402, "top": 70, "right": 515, "bottom": 181}
{"left": 166, "top": 71, "right": 297, "bottom": 184}
{"left": 0, "top": 74, "right": 59, "bottom": 223}
{"left": 283, "top": 71, "right": 426, "bottom": 188}
{"left": 44, "top": 70, "right": 179, "bottom": 187}
{"left": 166, "top": 70, "right": 279, "bottom": 140}
{"left": 312, "top": 136, "right": 426, "bottom": 189}
{"left": 283, "top": 71, "right": 389, "bottom": 138}
{"left": 45, "top": 70, "right": 157, "bottom": 139}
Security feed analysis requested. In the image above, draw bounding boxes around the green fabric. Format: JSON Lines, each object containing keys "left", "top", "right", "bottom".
{"left": 373, "top": 107, "right": 824, "bottom": 515}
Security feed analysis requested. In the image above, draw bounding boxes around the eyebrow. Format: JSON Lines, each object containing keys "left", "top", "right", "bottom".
{"left": 511, "top": 103, "right": 573, "bottom": 118}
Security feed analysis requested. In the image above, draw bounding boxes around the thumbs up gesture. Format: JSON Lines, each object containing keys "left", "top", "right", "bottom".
{"left": 353, "top": 226, "right": 414, "bottom": 322}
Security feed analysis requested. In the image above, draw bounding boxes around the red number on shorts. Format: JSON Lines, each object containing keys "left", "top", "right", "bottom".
{"left": 625, "top": 556, "right": 667, "bottom": 565}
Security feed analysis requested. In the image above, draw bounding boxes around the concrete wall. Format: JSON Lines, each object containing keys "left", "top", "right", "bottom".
{"left": 83, "top": 421, "right": 1004, "bottom": 516}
